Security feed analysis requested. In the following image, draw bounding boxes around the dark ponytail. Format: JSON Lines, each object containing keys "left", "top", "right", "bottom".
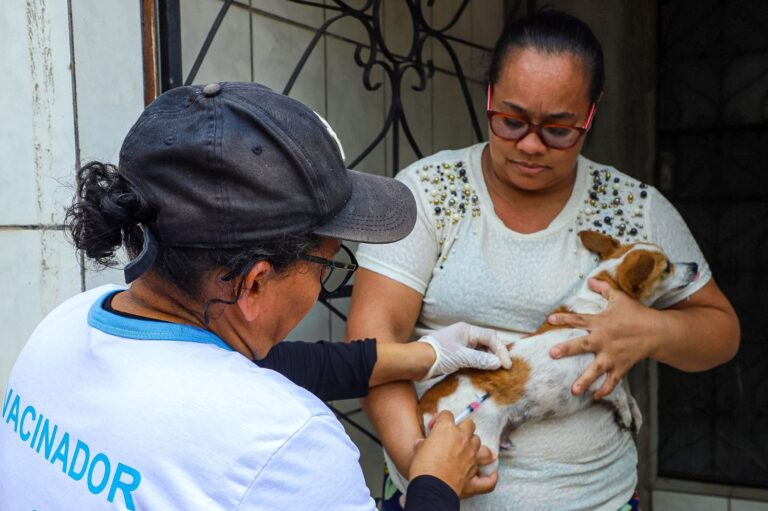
{"left": 66, "top": 161, "right": 154, "bottom": 267}
{"left": 489, "top": 10, "right": 605, "bottom": 103}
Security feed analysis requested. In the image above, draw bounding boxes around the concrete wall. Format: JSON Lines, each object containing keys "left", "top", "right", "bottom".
{"left": 0, "top": 0, "right": 145, "bottom": 397}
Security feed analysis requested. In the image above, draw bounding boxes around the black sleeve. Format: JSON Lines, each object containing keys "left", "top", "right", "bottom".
{"left": 255, "top": 339, "right": 377, "bottom": 401}
{"left": 404, "top": 475, "right": 460, "bottom": 511}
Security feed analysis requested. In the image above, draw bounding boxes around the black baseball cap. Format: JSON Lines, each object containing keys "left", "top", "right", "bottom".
{"left": 118, "top": 82, "right": 416, "bottom": 283}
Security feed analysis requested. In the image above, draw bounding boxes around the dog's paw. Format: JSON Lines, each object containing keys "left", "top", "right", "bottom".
{"left": 612, "top": 400, "right": 635, "bottom": 431}
{"left": 628, "top": 395, "right": 643, "bottom": 434}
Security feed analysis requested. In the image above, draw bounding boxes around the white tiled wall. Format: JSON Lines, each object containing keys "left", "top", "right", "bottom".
{"left": 181, "top": 0, "right": 253, "bottom": 84}
{"left": 1, "top": 0, "right": 77, "bottom": 226}
{"left": 250, "top": 13, "right": 327, "bottom": 113}
{"left": 71, "top": 0, "right": 145, "bottom": 164}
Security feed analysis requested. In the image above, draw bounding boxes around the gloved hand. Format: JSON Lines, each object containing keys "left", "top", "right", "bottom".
{"left": 417, "top": 322, "right": 512, "bottom": 380}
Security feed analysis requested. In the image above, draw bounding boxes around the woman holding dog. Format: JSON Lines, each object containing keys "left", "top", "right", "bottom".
{"left": 348, "top": 9, "right": 740, "bottom": 511}
{"left": 0, "top": 83, "right": 513, "bottom": 509}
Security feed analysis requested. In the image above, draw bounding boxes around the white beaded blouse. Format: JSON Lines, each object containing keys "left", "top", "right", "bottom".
{"left": 356, "top": 143, "right": 711, "bottom": 511}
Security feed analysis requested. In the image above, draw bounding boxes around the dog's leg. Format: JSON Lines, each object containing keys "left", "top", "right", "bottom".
{"left": 627, "top": 393, "right": 643, "bottom": 434}
{"left": 447, "top": 399, "right": 509, "bottom": 476}
{"left": 600, "top": 381, "right": 640, "bottom": 432}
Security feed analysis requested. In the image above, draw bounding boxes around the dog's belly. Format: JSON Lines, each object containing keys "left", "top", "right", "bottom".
{"left": 505, "top": 328, "right": 596, "bottom": 423}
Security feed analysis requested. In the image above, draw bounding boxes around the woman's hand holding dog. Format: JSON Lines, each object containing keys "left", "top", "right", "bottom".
{"left": 547, "top": 277, "right": 739, "bottom": 399}
{"left": 546, "top": 278, "right": 661, "bottom": 399}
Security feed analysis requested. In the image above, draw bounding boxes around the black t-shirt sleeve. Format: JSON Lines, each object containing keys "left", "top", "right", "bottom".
{"left": 255, "top": 339, "right": 377, "bottom": 401}
{"left": 404, "top": 475, "right": 460, "bottom": 511}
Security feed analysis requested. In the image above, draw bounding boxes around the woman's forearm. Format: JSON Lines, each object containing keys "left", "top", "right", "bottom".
{"left": 369, "top": 341, "right": 435, "bottom": 387}
{"left": 361, "top": 381, "right": 424, "bottom": 478}
{"left": 649, "top": 281, "right": 740, "bottom": 371}
{"left": 650, "top": 303, "right": 739, "bottom": 371}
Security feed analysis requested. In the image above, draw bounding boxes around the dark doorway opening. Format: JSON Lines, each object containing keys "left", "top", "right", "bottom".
{"left": 656, "top": 0, "right": 768, "bottom": 489}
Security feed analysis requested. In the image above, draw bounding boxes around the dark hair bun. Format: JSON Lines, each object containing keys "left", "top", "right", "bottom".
{"left": 66, "top": 161, "right": 154, "bottom": 266}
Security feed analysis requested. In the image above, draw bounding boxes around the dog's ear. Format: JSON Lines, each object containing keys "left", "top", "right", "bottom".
{"left": 578, "top": 230, "right": 620, "bottom": 260}
{"left": 615, "top": 251, "right": 656, "bottom": 298}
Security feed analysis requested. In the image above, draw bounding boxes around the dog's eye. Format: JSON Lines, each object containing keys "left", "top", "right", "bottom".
{"left": 664, "top": 262, "right": 672, "bottom": 274}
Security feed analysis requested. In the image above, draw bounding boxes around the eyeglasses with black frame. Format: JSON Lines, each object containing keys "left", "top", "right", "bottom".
{"left": 300, "top": 243, "right": 359, "bottom": 294}
{"left": 486, "top": 84, "right": 597, "bottom": 150}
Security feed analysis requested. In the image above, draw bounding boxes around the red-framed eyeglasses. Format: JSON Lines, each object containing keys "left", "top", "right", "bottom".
{"left": 486, "top": 84, "right": 597, "bottom": 150}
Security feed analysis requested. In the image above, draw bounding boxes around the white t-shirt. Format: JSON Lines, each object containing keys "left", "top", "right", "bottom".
{"left": 0, "top": 285, "right": 376, "bottom": 511}
{"left": 357, "top": 143, "right": 711, "bottom": 511}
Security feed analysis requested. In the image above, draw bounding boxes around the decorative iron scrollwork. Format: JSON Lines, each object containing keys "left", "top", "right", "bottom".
{"left": 180, "top": 0, "right": 490, "bottom": 175}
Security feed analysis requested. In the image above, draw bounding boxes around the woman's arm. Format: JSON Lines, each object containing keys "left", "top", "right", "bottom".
{"left": 347, "top": 269, "right": 500, "bottom": 497}
{"left": 259, "top": 320, "right": 502, "bottom": 401}
{"left": 259, "top": 339, "right": 435, "bottom": 401}
{"left": 347, "top": 268, "right": 426, "bottom": 478}
{"left": 257, "top": 339, "right": 379, "bottom": 401}
{"left": 549, "top": 278, "right": 740, "bottom": 397}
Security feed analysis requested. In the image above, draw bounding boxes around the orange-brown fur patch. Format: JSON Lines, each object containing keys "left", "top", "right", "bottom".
{"left": 417, "top": 374, "right": 459, "bottom": 420}
{"left": 578, "top": 230, "right": 619, "bottom": 258}
{"left": 466, "top": 357, "right": 531, "bottom": 406}
{"left": 615, "top": 250, "right": 667, "bottom": 301}
{"left": 417, "top": 357, "right": 532, "bottom": 423}
{"left": 532, "top": 306, "right": 570, "bottom": 334}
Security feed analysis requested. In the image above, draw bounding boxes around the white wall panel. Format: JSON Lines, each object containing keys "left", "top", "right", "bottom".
{"left": 430, "top": 0, "right": 473, "bottom": 80}
{"left": 326, "top": 37, "right": 386, "bottom": 176}
{"left": 71, "top": 0, "right": 144, "bottom": 164}
{"left": 251, "top": 0, "right": 325, "bottom": 29}
{"left": 251, "top": 13, "right": 326, "bottom": 115}
{"left": 470, "top": 80, "right": 489, "bottom": 143}
{"left": 0, "top": 0, "right": 76, "bottom": 225}
{"left": 432, "top": 70, "right": 473, "bottom": 152}
{"left": 182, "top": 0, "right": 253, "bottom": 85}
{"left": 383, "top": 0, "right": 433, "bottom": 173}
{"left": 471, "top": 0, "right": 506, "bottom": 49}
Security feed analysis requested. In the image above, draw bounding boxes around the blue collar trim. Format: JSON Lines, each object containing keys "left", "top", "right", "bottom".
{"left": 88, "top": 290, "right": 233, "bottom": 352}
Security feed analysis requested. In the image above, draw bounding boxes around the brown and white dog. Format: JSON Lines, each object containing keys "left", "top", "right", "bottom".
{"left": 416, "top": 230, "right": 699, "bottom": 475}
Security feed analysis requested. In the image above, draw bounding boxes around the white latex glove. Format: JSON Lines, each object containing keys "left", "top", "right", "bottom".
{"left": 417, "top": 322, "right": 512, "bottom": 381}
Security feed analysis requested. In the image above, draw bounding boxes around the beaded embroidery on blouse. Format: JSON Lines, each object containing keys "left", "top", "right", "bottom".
{"left": 573, "top": 163, "right": 650, "bottom": 244}
{"left": 418, "top": 160, "right": 481, "bottom": 268}
{"left": 416, "top": 157, "right": 650, "bottom": 270}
